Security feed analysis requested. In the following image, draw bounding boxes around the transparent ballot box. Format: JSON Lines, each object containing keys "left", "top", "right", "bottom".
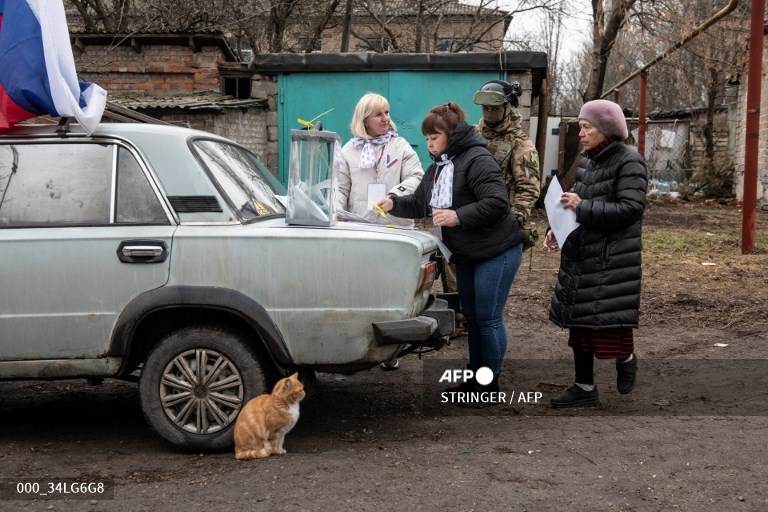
{"left": 286, "top": 129, "right": 342, "bottom": 226}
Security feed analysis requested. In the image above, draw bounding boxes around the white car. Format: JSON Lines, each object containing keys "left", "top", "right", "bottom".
{"left": 0, "top": 122, "right": 453, "bottom": 451}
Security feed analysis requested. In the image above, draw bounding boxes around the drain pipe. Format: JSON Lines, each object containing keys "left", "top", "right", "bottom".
{"left": 638, "top": 71, "right": 647, "bottom": 158}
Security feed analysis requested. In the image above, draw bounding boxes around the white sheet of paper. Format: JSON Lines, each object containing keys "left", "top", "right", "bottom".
{"left": 544, "top": 176, "right": 580, "bottom": 247}
{"left": 429, "top": 226, "right": 452, "bottom": 261}
{"left": 336, "top": 208, "right": 372, "bottom": 223}
{"left": 367, "top": 183, "right": 387, "bottom": 210}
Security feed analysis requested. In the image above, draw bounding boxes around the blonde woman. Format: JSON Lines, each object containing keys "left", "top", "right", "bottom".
{"left": 336, "top": 93, "right": 423, "bottom": 228}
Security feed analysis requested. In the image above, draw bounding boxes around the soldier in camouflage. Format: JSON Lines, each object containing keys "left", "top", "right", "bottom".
{"left": 474, "top": 80, "right": 541, "bottom": 249}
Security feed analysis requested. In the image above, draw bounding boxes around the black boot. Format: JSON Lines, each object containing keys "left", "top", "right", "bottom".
{"left": 485, "top": 374, "right": 500, "bottom": 393}
{"left": 444, "top": 365, "right": 476, "bottom": 393}
{"left": 456, "top": 374, "right": 502, "bottom": 408}
{"left": 616, "top": 353, "right": 638, "bottom": 394}
{"left": 550, "top": 384, "right": 599, "bottom": 408}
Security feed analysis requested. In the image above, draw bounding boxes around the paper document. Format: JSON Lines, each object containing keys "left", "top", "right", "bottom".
{"left": 336, "top": 208, "right": 372, "bottom": 223}
{"left": 544, "top": 176, "right": 580, "bottom": 247}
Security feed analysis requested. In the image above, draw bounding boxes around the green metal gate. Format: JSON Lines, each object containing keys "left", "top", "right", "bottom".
{"left": 250, "top": 52, "right": 548, "bottom": 183}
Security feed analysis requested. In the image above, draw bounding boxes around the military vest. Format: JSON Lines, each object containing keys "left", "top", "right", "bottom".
{"left": 486, "top": 133, "right": 525, "bottom": 171}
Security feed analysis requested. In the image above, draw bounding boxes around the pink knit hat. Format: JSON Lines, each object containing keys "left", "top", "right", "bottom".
{"left": 578, "top": 100, "right": 628, "bottom": 140}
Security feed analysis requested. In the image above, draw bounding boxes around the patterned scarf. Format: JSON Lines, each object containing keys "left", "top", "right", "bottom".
{"left": 351, "top": 131, "right": 396, "bottom": 169}
{"left": 429, "top": 155, "right": 454, "bottom": 209}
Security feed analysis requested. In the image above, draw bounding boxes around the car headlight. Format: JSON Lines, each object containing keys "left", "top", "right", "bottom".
{"left": 417, "top": 261, "right": 438, "bottom": 293}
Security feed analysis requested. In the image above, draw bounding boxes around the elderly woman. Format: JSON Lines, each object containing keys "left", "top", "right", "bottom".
{"left": 543, "top": 99, "right": 648, "bottom": 408}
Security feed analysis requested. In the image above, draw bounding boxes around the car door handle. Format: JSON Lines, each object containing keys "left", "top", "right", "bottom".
{"left": 122, "top": 245, "right": 164, "bottom": 258}
{"left": 117, "top": 240, "right": 168, "bottom": 263}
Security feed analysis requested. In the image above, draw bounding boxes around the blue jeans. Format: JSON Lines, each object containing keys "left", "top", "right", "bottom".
{"left": 455, "top": 243, "right": 522, "bottom": 375}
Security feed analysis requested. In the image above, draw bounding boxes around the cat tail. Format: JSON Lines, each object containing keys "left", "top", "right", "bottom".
{"left": 235, "top": 447, "right": 271, "bottom": 460}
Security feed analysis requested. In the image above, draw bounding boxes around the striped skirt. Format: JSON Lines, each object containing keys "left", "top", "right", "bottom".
{"left": 568, "top": 327, "right": 634, "bottom": 360}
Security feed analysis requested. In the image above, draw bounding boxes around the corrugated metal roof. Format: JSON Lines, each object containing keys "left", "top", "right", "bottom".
{"left": 110, "top": 91, "right": 266, "bottom": 112}
{"left": 647, "top": 105, "right": 728, "bottom": 120}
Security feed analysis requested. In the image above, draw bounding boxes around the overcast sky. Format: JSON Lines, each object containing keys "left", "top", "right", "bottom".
{"left": 487, "top": 0, "right": 593, "bottom": 59}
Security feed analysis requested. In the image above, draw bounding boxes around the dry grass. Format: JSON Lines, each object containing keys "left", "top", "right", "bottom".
{"left": 509, "top": 200, "right": 768, "bottom": 333}
{"left": 640, "top": 201, "right": 768, "bottom": 332}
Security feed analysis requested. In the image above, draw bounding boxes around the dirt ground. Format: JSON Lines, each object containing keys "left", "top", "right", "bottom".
{"left": 2, "top": 201, "right": 767, "bottom": 512}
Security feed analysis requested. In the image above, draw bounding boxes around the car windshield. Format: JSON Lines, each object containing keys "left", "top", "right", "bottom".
{"left": 193, "top": 139, "right": 286, "bottom": 221}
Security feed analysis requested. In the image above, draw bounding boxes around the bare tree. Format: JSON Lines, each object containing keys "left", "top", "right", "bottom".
{"left": 583, "top": 0, "right": 638, "bottom": 101}
{"left": 65, "top": 0, "right": 554, "bottom": 57}
{"left": 340, "top": 0, "right": 353, "bottom": 51}
{"left": 602, "top": 1, "right": 748, "bottom": 115}
{"left": 68, "top": 0, "right": 132, "bottom": 32}
{"left": 340, "top": 0, "right": 513, "bottom": 53}
{"left": 302, "top": 0, "right": 344, "bottom": 52}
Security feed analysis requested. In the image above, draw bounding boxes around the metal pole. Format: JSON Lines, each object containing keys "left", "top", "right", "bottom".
{"left": 742, "top": 0, "right": 764, "bottom": 253}
{"left": 638, "top": 72, "right": 647, "bottom": 158}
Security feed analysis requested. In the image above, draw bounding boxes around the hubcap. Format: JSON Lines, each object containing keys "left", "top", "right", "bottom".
{"left": 159, "top": 348, "right": 244, "bottom": 434}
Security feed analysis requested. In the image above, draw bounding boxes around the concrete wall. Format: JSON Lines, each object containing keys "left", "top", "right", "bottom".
{"left": 153, "top": 109, "right": 271, "bottom": 167}
{"left": 731, "top": 34, "right": 768, "bottom": 205}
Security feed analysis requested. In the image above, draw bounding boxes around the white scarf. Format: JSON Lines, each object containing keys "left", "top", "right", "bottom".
{"left": 429, "top": 155, "right": 454, "bottom": 209}
{"left": 351, "top": 131, "right": 395, "bottom": 169}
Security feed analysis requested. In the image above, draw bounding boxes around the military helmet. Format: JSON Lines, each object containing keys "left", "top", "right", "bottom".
{"left": 473, "top": 80, "right": 521, "bottom": 108}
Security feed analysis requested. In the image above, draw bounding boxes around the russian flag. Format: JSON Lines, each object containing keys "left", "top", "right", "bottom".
{"left": 0, "top": 0, "right": 106, "bottom": 133}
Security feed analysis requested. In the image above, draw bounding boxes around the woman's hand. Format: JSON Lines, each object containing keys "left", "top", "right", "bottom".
{"left": 375, "top": 197, "right": 394, "bottom": 212}
{"left": 542, "top": 230, "right": 559, "bottom": 253}
{"left": 432, "top": 209, "right": 459, "bottom": 227}
{"left": 560, "top": 192, "right": 581, "bottom": 210}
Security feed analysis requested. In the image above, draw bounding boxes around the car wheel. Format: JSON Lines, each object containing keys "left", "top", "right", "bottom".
{"left": 139, "top": 325, "right": 273, "bottom": 452}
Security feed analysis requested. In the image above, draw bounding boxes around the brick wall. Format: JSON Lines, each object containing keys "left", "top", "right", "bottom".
{"left": 73, "top": 39, "right": 277, "bottom": 175}
{"left": 76, "top": 43, "right": 223, "bottom": 96}
{"left": 150, "top": 109, "right": 274, "bottom": 176}
{"left": 731, "top": 33, "right": 768, "bottom": 204}
{"left": 688, "top": 111, "right": 731, "bottom": 173}
{"left": 251, "top": 76, "right": 280, "bottom": 172}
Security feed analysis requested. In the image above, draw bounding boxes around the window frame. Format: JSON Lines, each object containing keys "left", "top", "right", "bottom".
{"left": 0, "top": 138, "right": 175, "bottom": 229}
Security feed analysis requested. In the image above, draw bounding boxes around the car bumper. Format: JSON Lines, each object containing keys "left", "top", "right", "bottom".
{"left": 372, "top": 298, "right": 455, "bottom": 347}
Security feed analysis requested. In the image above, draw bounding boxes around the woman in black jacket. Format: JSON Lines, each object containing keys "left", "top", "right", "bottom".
{"left": 377, "top": 102, "right": 523, "bottom": 401}
{"left": 543, "top": 99, "right": 648, "bottom": 408}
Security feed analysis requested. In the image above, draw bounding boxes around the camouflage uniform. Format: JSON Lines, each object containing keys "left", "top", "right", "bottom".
{"left": 477, "top": 108, "right": 541, "bottom": 248}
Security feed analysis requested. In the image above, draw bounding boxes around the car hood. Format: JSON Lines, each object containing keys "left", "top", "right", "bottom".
{"left": 254, "top": 217, "right": 441, "bottom": 255}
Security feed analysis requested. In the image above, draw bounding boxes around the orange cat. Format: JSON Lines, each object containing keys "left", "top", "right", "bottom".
{"left": 234, "top": 372, "right": 305, "bottom": 460}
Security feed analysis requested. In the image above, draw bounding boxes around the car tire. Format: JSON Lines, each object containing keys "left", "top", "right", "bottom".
{"left": 139, "top": 324, "right": 274, "bottom": 453}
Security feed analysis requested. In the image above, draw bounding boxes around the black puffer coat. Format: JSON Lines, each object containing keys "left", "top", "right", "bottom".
{"left": 390, "top": 122, "right": 521, "bottom": 264}
{"left": 549, "top": 141, "right": 647, "bottom": 329}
